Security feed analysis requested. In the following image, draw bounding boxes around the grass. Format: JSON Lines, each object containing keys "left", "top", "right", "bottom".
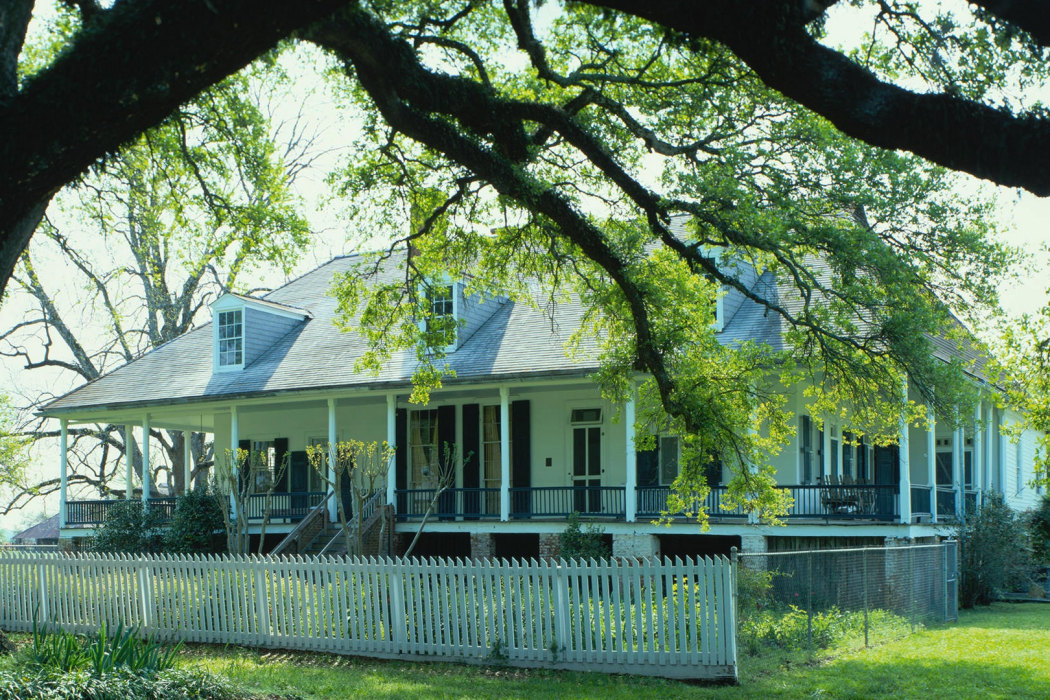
{"left": 5, "top": 603, "right": 1048, "bottom": 699}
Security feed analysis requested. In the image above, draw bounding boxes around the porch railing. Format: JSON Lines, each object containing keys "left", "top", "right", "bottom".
{"left": 66, "top": 498, "right": 177, "bottom": 527}
{"left": 911, "top": 485, "right": 933, "bottom": 516}
{"left": 67, "top": 493, "right": 327, "bottom": 527}
{"left": 244, "top": 492, "right": 327, "bottom": 521}
{"left": 782, "top": 484, "right": 899, "bottom": 521}
{"left": 510, "top": 486, "right": 625, "bottom": 518}
{"left": 394, "top": 486, "right": 626, "bottom": 520}
{"left": 636, "top": 486, "right": 746, "bottom": 520}
{"left": 936, "top": 487, "right": 957, "bottom": 517}
{"left": 396, "top": 488, "right": 502, "bottom": 520}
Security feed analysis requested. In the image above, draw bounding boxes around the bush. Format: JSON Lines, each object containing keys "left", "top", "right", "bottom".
{"left": 164, "top": 487, "right": 227, "bottom": 554}
{"left": 959, "top": 492, "right": 1033, "bottom": 607}
{"left": 0, "top": 667, "right": 240, "bottom": 700}
{"left": 29, "top": 620, "right": 181, "bottom": 676}
{"left": 1029, "top": 496, "right": 1050, "bottom": 567}
{"left": 558, "top": 512, "right": 610, "bottom": 561}
{"left": 90, "top": 501, "right": 165, "bottom": 554}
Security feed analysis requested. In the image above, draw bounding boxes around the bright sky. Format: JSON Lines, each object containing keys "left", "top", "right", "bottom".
{"left": 4, "top": 1, "right": 1050, "bottom": 536}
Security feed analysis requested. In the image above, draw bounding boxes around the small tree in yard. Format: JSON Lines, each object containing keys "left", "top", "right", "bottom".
{"left": 960, "top": 493, "right": 1034, "bottom": 608}
{"left": 90, "top": 501, "right": 164, "bottom": 554}
{"left": 559, "top": 512, "right": 611, "bottom": 561}
{"left": 401, "top": 442, "right": 466, "bottom": 559}
{"left": 212, "top": 448, "right": 288, "bottom": 555}
{"left": 307, "top": 440, "right": 394, "bottom": 556}
{"left": 164, "top": 486, "right": 227, "bottom": 554}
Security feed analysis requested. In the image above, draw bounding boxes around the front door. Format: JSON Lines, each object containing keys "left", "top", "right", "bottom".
{"left": 572, "top": 425, "right": 602, "bottom": 513}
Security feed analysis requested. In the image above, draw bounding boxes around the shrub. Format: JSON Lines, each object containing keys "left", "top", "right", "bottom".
{"left": 0, "top": 667, "right": 240, "bottom": 700}
{"left": 1029, "top": 496, "right": 1050, "bottom": 567}
{"left": 164, "top": 487, "right": 227, "bottom": 554}
{"left": 559, "top": 512, "right": 610, "bottom": 561}
{"left": 29, "top": 619, "right": 182, "bottom": 676}
{"left": 90, "top": 501, "right": 165, "bottom": 554}
{"left": 959, "top": 492, "right": 1033, "bottom": 607}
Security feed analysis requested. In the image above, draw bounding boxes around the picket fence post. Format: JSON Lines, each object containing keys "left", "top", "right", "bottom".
{"left": 254, "top": 560, "right": 270, "bottom": 644}
{"left": 37, "top": 558, "right": 49, "bottom": 624}
{"left": 138, "top": 561, "right": 153, "bottom": 631}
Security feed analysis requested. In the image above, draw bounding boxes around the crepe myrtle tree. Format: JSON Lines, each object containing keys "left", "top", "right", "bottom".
{"left": 306, "top": 440, "right": 394, "bottom": 556}
{"left": 2, "top": 1, "right": 1048, "bottom": 520}
{"left": 213, "top": 447, "right": 289, "bottom": 555}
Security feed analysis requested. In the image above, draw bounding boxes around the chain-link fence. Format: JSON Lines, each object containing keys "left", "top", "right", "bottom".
{"left": 736, "top": 542, "right": 957, "bottom": 658}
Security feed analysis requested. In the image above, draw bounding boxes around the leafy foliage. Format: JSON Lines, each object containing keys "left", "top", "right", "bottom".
{"left": 1029, "top": 496, "right": 1050, "bottom": 567}
{"left": 558, "top": 512, "right": 610, "bottom": 561}
{"left": 960, "top": 493, "right": 1034, "bottom": 608}
{"left": 317, "top": 2, "right": 1012, "bottom": 526}
{"left": 0, "top": 667, "right": 240, "bottom": 700}
{"left": 89, "top": 501, "right": 165, "bottom": 554}
{"left": 163, "top": 487, "right": 227, "bottom": 555}
{"left": 29, "top": 620, "right": 181, "bottom": 676}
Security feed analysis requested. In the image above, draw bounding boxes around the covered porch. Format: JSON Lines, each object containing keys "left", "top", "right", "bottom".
{"left": 55, "top": 377, "right": 1000, "bottom": 534}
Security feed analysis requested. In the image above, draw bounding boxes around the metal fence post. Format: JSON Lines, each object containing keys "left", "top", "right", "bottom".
{"left": 806, "top": 551, "right": 813, "bottom": 659}
{"left": 863, "top": 548, "right": 869, "bottom": 648}
{"left": 729, "top": 547, "right": 740, "bottom": 680}
{"left": 943, "top": 543, "right": 949, "bottom": 623}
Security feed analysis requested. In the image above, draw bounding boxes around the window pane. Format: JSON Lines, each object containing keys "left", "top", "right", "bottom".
{"left": 659, "top": 436, "right": 678, "bottom": 484}
{"left": 573, "top": 428, "right": 586, "bottom": 476}
{"left": 588, "top": 427, "right": 601, "bottom": 476}
{"left": 571, "top": 408, "right": 602, "bottom": 423}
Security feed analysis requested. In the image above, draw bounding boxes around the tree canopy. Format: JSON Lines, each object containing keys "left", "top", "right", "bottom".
{"left": 3, "top": 0, "right": 1048, "bottom": 516}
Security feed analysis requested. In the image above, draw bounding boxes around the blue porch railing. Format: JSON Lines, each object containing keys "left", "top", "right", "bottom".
{"left": 395, "top": 487, "right": 626, "bottom": 520}
{"left": 937, "top": 487, "right": 957, "bottom": 517}
{"left": 510, "top": 486, "right": 625, "bottom": 519}
{"left": 636, "top": 486, "right": 746, "bottom": 520}
{"left": 396, "top": 488, "right": 502, "bottom": 520}
{"left": 66, "top": 492, "right": 328, "bottom": 527}
{"left": 911, "top": 485, "right": 933, "bottom": 516}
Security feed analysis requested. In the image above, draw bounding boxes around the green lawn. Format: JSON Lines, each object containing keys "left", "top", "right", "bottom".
{"left": 173, "top": 603, "right": 1049, "bottom": 700}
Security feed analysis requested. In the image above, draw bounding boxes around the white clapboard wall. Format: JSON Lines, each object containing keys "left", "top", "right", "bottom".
{"left": 0, "top": 552, "right": 737, "bottom": 681}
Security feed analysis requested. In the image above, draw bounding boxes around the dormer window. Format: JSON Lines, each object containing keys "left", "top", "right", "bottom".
{"left": 218, "top": 310, "right": 244, "bottom": 367}
{"left": 423, "top": 283, "right": 458, "bottom": 350}
{"left": 429, "top": 285, "right": 454, "bottom": 319}
{"left": 211, "top": 292, "right": 311, "bottom": 373}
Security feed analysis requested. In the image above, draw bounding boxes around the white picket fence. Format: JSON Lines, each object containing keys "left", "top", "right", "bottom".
{"left": 0, "top": 552, "right": 737, "bottom": 680}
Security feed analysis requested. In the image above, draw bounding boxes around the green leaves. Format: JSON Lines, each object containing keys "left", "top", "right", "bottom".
{"left": 315, "top": 2, "right": 1016, "bottom": 523}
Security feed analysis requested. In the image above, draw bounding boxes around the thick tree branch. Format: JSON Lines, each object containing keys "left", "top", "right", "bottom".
{"left": 0, "top": 0, "right": 33, "bottom": 106}
{"left": 969, "top": 0, "right": 1050, "bottom": 47}
{"left": 0, "top": 0, "right": 349, "bottom": 299}
{"left": 588, "top": 0, "right": 1050, "bottom": 195}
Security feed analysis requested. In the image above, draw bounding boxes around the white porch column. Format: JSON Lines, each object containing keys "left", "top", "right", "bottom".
{"left": 183, "top": 430, "right": 193, "bottom": 495}
{"left": 984, "top": 401, "right": 994, "bottom": 493}
{"left": 927, "top": 407, "right": 937, "bottom": 525}
{"left": 973, "top": 400, "right": 983, "bottom": 509}
{"left": 899, "top": 379, "right": 911, "bottom": 524}
{"left": 997, "top": 410, "right": 1007, "bottom": 492}
{"left": 141, "top": 414, "right": 151, "bottom": 507}
{"left": 124, "top": 424, "right": 134, "bottom": 500}
{"left": 387, "top": 394, "right": 397, "bottom": 508}
{"left": 328, "top": 398, "right": 338, "bottom": 522}
{"left": 500, "top": 386, "right": 510, "bottom": 522}
{"left": 953, "top": 425, "right": 963, "bottom": 519}
{"left": 230, "top": 405, "right": 239, "bottom": 515}
{"left": 625, "top": 385, "right": 637, "bottom": 523}
{"left": 822, "top": 417, "right": 831, "bottom": 480}
{"left": 59, "top": 418, "right": 68, "bottom": 529}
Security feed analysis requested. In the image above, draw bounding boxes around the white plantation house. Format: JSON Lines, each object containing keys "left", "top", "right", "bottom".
{"left": 40, "top": 224, "right": 1045, "bottom": 560}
